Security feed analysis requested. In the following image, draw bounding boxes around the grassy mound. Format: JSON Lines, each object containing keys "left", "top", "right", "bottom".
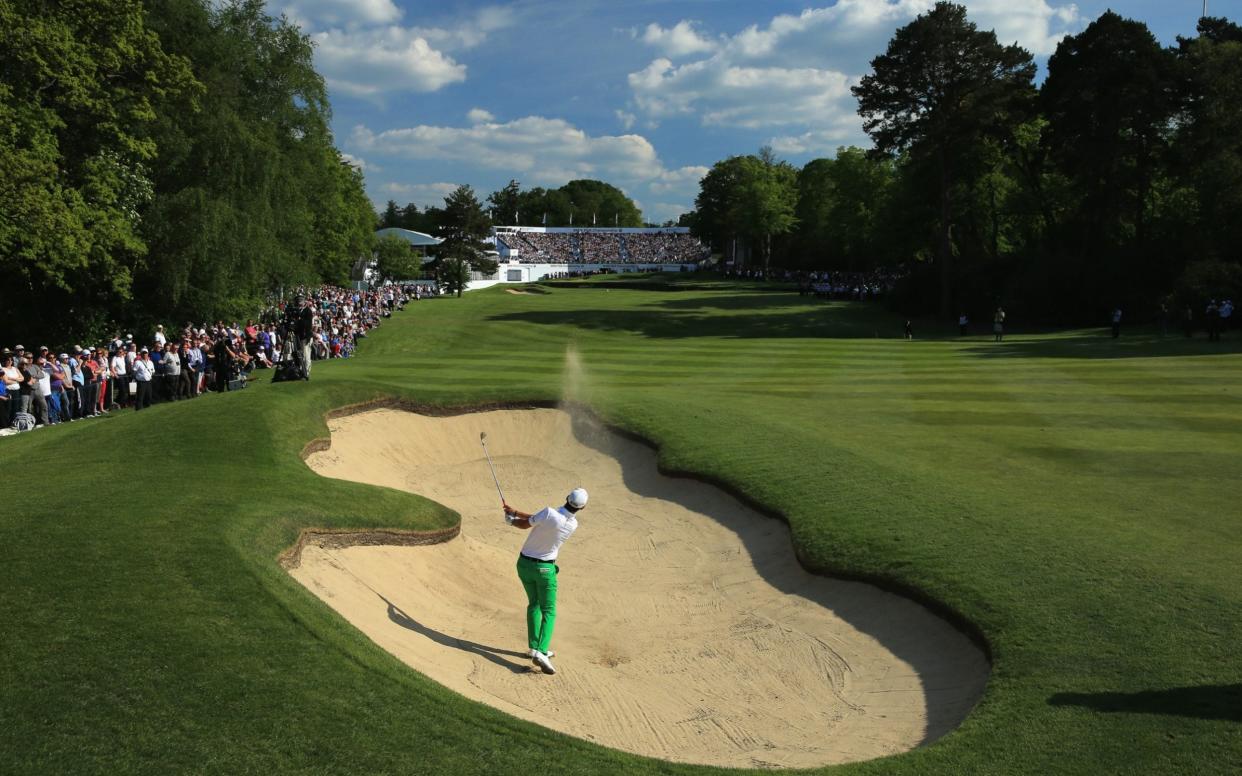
{"left": 2, "top": 283, "right": 1240, "bottom": 774}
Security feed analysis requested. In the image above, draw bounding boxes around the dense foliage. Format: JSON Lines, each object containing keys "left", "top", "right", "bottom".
{"left": 687, "top": 6, "right": 1242, "bottom": 324}
{"left": 0, "top": 0, "right": 374, "bottom": 345}
{"left": 381, "top": 179, "right": 644, "bottom": 234}
{"left": 436, "top": 184, "right": 497, "bottom": 292}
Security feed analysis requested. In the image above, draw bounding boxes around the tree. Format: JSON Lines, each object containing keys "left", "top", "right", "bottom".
{"left": 436, "top": 184, "right": 495, "bottom": 277}
{"left": 487, "top": 179, "right": 522, "bottom": 225}
{"left": 0, "top": 0, "right": 195, "bottom": 343}
{"left": 1042, "top": 11, "right": 1177, "bottom": 303}
{"left": 380, "top": 199, "right": 401, "bottom": 228}
{"left": 853, "top": 1, "right": 1035, "bottom": 315}
{"left": 559, "top": 179, "right": 643, "bottom": 227}
{"left": 693, "top": 156, "right": 751, "bottom": 260}
{"left": 136, "top": 0, "right": 374, "bottom": 324}
{"left": 373, "top": 233, "right": 420, "bottom": 284}
{"left": 795, "top": 148, "right": 895, "bottom": 270}
{"left": 692, "top": 153, "right": 796, "bottom": 268}
{"left": 437, "top": 256, "right": 472, "bottom": 298}
{"left": 1174, "top": 17, "right": 1242, "bottom": 266}
{"left": 733, "top": 155, "right": 798, "bottom": 269}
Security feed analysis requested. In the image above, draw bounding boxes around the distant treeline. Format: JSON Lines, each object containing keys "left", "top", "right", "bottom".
{"left": 378, "top": 179, "right": 647, "bottom": 234}
{"left": 686, "top": 7, "right": 1242, "bottom": 323}
{"left": 1, "top": 0, "right": 374, "bottom": 345}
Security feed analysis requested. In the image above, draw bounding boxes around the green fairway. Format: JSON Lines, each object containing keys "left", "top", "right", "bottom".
{"left": 2, "top": 283, "right": 1240, "bottom": 775}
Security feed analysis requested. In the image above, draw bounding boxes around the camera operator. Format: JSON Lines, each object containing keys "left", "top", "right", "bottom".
{"left": 294, "top": 295, "right": 315, "bottom": 380}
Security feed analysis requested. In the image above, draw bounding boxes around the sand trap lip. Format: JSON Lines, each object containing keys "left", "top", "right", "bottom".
{"left": 291, "top": 407, "right": 989, "bottom": 768}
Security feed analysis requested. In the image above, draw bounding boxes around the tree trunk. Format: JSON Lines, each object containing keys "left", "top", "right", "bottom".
{"left": 938, "top": 148, "right": 954, "bottom": 317}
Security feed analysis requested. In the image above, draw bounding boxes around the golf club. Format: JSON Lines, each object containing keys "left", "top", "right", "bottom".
{"left": 480, "top": 432, "right": 506, "bottom": 506}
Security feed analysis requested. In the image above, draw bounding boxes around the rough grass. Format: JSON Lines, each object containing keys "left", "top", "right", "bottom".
{"left": 1, "top": 283, "right": 1240, "bottom": 775}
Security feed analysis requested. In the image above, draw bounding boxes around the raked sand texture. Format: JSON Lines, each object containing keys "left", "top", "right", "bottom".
{"left": 292, "top": 408, "right": 989, "bottom": 768}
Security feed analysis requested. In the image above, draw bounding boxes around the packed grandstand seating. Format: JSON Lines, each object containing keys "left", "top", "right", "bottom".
{"left": 495, "top": 229, "right": 709, "bottom": 264}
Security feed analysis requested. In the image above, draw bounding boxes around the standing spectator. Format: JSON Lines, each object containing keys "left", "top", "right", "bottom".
{"left": 132, "top": 348, "right": 154, "bottom": 410}
{"left": 1158, "top": 302, "right": 1169, "bottom": 336}
{"left": 162, "top": 343, "right": 182, "bottom": 400}
{"left": 958, "top": 313, "right": 969, "bottom": 336}
{"left": 110, "top": 347, "right": 128, "bottom": 408}
{"left": 296, "top": 295, "right": 315, "bottom": 379}
{"left": 69, "top": 347, "right": 85, "bottom": 418}
{"left": 0, "top": 352, "right": 14, "bottom": 428}
{"left": 94, "top": 348, "right": 111, "bottom": 414}
{"left": 1183, "top": 304, "right": 1195, "bottom": 338}
{"left": 24, "top": 353, "right": 49, "bottom": 426}
{"left": 153, "top": 325, "right": 167, "bottom": 349}
{"left": 46, "top": 355, "right": 69, "bottom": 423}
{"left": 904, "top": 320, "right": 914, "bottom": 340}
{"left": 993, "top": 307, "right": 1006, "bottom": 342}
{"left": 183, "top": 339, "right": 202, "bottom": 397}
{"left": 79, "top": 351, "right": 97, "bottom": 417}
{"left": 1111, "top": 307, "right": 1122, "bottom": 339}
{"left": 1220, "top": 299, "right": 1233, "bottom": 332}
{"left": 213, "top": 335, "right": 236, "bottom": 392}
{"left": 1206, "top": 299, "right": 1221, "bottom": 342}
{"left": 50, "top": 355, "right": 72, "bottom": 419}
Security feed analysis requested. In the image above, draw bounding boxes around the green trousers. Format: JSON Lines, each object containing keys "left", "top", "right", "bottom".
{"left": 516, "top": 555, "right": 558, "bottom": 654}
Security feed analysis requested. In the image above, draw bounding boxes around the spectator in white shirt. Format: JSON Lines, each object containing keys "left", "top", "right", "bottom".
{"left": 131, "top": 348, "right": 154, "bottom": 411}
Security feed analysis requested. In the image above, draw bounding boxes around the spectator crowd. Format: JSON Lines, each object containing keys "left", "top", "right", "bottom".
{"left": 496, "top": 229, "right": 709, "bottom": 264}
{"left": 1, "top": 283, "right": 429, "bottom": 434}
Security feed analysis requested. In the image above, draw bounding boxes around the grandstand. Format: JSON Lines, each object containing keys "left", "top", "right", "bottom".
{"left": 493, "top": 226, "right": 709, "bottom": 266}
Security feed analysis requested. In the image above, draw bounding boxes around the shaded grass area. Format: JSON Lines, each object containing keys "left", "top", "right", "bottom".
{"left": 2, "top": 283, "right": 1241, "bottom": 774}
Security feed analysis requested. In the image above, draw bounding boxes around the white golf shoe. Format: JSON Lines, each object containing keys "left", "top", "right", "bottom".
{"left": 528, "top": 648, "right": 555, "bottom": 659}
{"left": 532, "top": 651, "right": 556, "bottom": 675}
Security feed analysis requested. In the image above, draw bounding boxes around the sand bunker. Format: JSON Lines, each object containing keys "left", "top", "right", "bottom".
{"left": 292, "top": 408, "right": 988, "bottom": 768}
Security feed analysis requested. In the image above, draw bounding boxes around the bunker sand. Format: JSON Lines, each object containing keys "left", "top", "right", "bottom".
{"left": 293, "top": 408, "right": 989, "bottom": 768}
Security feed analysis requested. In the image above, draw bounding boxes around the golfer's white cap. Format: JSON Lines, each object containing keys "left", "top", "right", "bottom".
{"left": 567, "top": 488, "right": 589, "bottom": 510}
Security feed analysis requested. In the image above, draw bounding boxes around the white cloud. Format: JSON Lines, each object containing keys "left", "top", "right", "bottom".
{"left": 304, "top": 6, "right": 516, "bottom": 96}
{"left": 650, "top": 165, "right": 709, "bottom": 195}
{"left": 615, "top": 109, "right": 636, "bottom": 130}
{"left": 280, "top": 0, "right": 402, "bottom": 27}
{"left": 646, "top": 202, "right": 693, "bottom": 223}
{"left": 378, "top": 181, "right": 461, "bottom": 208}
{"left": 468, "top": 108, "right": 495, "bottom": 124}
{"left": 353, "top": 117, "right": 712, "bottom": 222}
{"left": 638, "top": 20, "right": 717, "bottom": 57}
{"left": 627, "top": 0, "right": 1080, "bottom": 144}
{"left": 968, "top": 0, "right": 1081, "bottom": 56}
{"left": 767, "top": 120, "right": 864, "bottom": 156}
{"left": 312, "top": 27, "right": 466, "bottom": 95}
{"left": 417, "top": 6, "right": 516, "bottom": 50}
{"left": 340, "top": 152, "right": 376, "bottom": 172}
{"left": 352, "top": 116, "right": 668, "bottom": 186}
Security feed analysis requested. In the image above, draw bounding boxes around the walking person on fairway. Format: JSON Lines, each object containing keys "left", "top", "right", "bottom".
{"left": 504, "top": 488, "right": 589, "bottom": 675}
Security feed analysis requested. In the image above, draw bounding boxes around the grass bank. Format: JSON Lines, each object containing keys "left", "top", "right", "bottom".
{"left": 1, "top": 284, "right": 1239, "bottom": 774}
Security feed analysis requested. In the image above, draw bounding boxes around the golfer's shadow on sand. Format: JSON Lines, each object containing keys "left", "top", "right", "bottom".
{"left": 380, "top": 594, "right": 531, "bottom": 673}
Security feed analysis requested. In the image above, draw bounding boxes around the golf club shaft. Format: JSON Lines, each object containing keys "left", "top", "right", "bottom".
{"left": 481, "top": 441, "right": 506, "bottom": 505}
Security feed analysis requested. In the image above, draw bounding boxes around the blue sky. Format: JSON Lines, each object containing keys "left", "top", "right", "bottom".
{"left": 277, "top": 1, "right": 1219, "bottom": 224}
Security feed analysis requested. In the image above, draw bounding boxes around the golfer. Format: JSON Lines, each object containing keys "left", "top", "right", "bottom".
{"left": 503, "top": 488, "right": 588, "bottom": 675}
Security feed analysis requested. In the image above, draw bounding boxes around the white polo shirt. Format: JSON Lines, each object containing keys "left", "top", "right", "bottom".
{"left": 521, "top": 506, "right": 578, "bottom": 562}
